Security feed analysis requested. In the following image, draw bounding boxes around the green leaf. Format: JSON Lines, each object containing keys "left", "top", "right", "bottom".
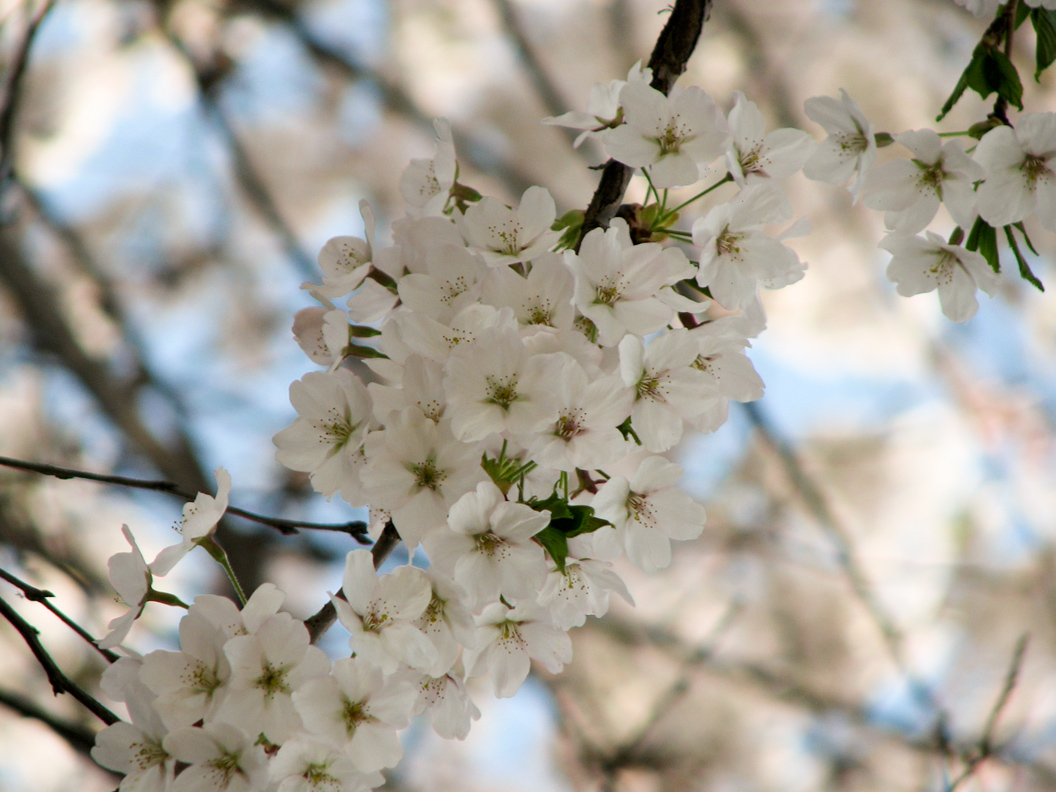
{"left": 616, "top": 417, "right": 642, "bottom": 445}
{"left": 965, "top": 216, "right": 1000, "bottom": 273}
{"left": 1033, "top": 9, "right": 1056, "bottom": 80}
{"left": 533, "top": 526, "right": 570, "bottom": 572}
{"left": 989, "top": 50, "right": 1024, "bottom": 110}
{"left": 937, "top": 59, "right": 974, "bottom": 121}
{"left": 1004, "top": 225, "right": 1046, "bottom": 291}
{"left": 1017, "top": 0, "right": 1033, "bottom": 28}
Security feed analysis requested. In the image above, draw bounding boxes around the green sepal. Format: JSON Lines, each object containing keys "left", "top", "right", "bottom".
{"left": 147, "top": 589, "right": 190, "bottom": 609}
{"left": 965, "top": 216, "right": 1000, "bottom": 273}
{"left": 348, "top": 325, "right": 382, "bottom": 339}
{"left": 342, "top": 343, "right": 389, "bottom": 360}
{"left": 874, "top": 132, "right": 895, "bottom": 148}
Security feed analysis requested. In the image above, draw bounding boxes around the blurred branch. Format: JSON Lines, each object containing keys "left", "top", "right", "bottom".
{"left": 0, "top": 687, "right": 100, "bottom": 757}
{"left": 0, "top": 0, "right": 55, "bottom": 189}
{"left": 492, "top": 0, "right": 575, "bottom": 139}
{"left": 0, "top": 593, "right": 119, "bottom": 725}
{"left": 598, "top": 599, "right": 743, "bottom": 787}
{"left": 740, "top": 402, "right": 916, "bottom": 681}
{"left": 0, "top": 566, "right": 119, "bottom": 663}
{"left": 235, "top": 0, "right": 536, "bottom": 198}
{"left": 304, "top": 519, "right": 400, "bottom": 644}
{"left": 945, "top": 634, "right": 1029, "bottom": 792}
{"left": 0, "top": 455, "right": 370, "bottom": 539}
{"left": 578, "top": 0, "right": 712, "bottom": 242}
{"left": 158, "top": 32, "right": 317, "bottom": 279}
{"left": 597, "top": 616, "right": 1056, "bottom": 787}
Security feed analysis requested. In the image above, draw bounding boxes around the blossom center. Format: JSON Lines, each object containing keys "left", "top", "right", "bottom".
{"left": 341, "top": 698, "right": 374, "bottom": 736}
{"left": 485, "top": 376, "right": 522, "bottom": 409}
{"left": 131, "top": 738, "right": 168, "bottom": 771}
{"left": 1022, "top": 153, "right": 1051, "bottom": 185}
{"left": 474, "top": 532, "right": 506, "bottom": 557}
{"left": 362, "top": 606, "right": 391, "bottom": 633}
{"left": 627, "top": 492, "right": 657, "bottom": 528}
{"left": 304, "top": 762, "right": 338, "bottom": 786}
{"left": 488, "top": 221, "right": 524, "bottom": 255}
{"left": 253, "top": 661, "right": 291, "bottom": 701}
{"left": 716, "top": 229, "right": 743, "bottom": 259}
{"left": 555, "top": 410, "right": 586, "bottom": 440}
{"left": 408, "top": 453, "right": 446, "bottom": 490}
{"left": 208, "top": 750, "right": 244, "bottom": 785}
{"left": 635, "top": 373, "right": 667, "bottom": 403}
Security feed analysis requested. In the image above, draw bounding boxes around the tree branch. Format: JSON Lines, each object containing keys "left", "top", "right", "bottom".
{"left": 0, "top": 593, "right": 119, "bottom": 725}
{"left": 0, "top": 455, "right": 370, "bottom": 540}
{"left": 0, "top": 567, "right": 119, "bottom": 663}
{"left": 0, "top": 0, "right": 56, "bottom": 189}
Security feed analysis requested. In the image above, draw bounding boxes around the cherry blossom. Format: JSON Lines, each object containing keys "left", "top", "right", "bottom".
{"left": 462, "top": 602, "right": 572, "bottom": 698}
{"left": 459, "top": 185, "right": 559, "bottom": 266}
{"left": 421, "top": 481, "right": 550, "bottom": 611}
{"left": 151, "top": 467, "right": 231, "bottom": 577}
{"left": 601, "top": 82, "right": 729, "bottom": 188}
{"left": 803, "top": 89, "right": 876, "bottom": 201}
{"left": 592, "top": 456, "right": 707, "bottom": 573}
{"left": 163, "top": 722, "right": 268, "bottom": 792}
{"left": 332, "top": 549, "right": 437, "bottom": 674}
{"left": 99, "top": 525, "right": 154, "bottom": 650}
{"left": 400, "top": 118, "right": 456, "bottom": 215}
{"left": 862, "top": 129, "right": 982, "bottom": 233}
{"left": 725, "top": 90, "right": 814, "bottom": 185}
{"left": 880, "top": 231, "right": 1000, "bottom": 322}
{"left": 974, "top": 113, "right": 1056, "bottom": 231}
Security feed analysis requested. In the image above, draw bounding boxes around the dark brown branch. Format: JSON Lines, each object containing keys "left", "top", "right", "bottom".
{"left": 0, "top": 0, "right": 56, "bottom": 188}
{"left": 0, "top": 687, "right": 101, "bottom": 757}
{"left": 305, "top": 520, "right": 401, "bottom": 644}
{"left": 0, "top": 593, "right": 119, "bottom": 725}
{"left": 577, "top": 0, "right": 713, "bottom": 243}
{"left": 0, "top": 567, "right": 119, "bottom": 663}
{"left": 0, "top": 455, "right": 370, "bottom": 540}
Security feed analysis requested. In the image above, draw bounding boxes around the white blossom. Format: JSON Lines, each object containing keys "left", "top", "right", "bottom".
{"left": 99, "top": 525, "right": 153, "bottom": 650}
{"left": 803, "top": 89, "right": 876, "bottom": 200}
{"left": 459, "top": 186, "right": 559, "bottom": 266}
{"left": 880, "top": 231, "right": 1000, "bottom": 322}
{"left": 726, "top": 90, "right": 814, "bottom": 185}
{"left": 151, "top": 467, "right": 231, "bottom": 577}
{"left": 592, "top": 456, "right": 707, "bottom": 573}
{"left": 975, "top": 113, "right": 1056, "bottom": 231}
{"left": 400, "top": 117, "right": 456, "bottom": 215}
{"left": 163, "top": 722, "right": 268, "bottom": 792}
{"left": 601, "top": 82, "right": 729, "bottom": 188}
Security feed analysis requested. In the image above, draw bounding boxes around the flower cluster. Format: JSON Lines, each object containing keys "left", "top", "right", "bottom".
{"left": 94, "top": 72, "right": 818, "bottom": 792}
{"left": 800, "top": 88, "right": 1056, "bottom": 321}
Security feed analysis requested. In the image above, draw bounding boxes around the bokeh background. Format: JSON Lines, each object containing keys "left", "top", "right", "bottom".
{"left": 2, "top": 0, "right": 1056, "bottom": 790}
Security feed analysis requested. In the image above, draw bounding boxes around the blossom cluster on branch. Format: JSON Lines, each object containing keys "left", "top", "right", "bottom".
{"left": 76, "top": 2, "right": 1056, "bottom": 789}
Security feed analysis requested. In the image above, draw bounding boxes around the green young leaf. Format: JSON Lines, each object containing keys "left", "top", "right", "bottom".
{"left": 1013, "top": 221, "right": 1040, "bottom": 255}
{"left": 1033, "top": 9, "right": 1056, "bottom": 81}
{"left": 965, "top": 216, "right": 1000, "bottom": 274}
{"left": 989, "top": 49, "right": 1024, "bottom": 109}
{"left": 1004, "top": 226, "right": 1046, "bottom": 291}
{"left": 533, "top": 525, "right": 570, "bottom": 572}
{"left": 616, "top": 417, "right": 642, "bottom": 446}
{"left": 1017, "top": 0, "right": 1033, "bottom": 28}
{"left": 937, "top": 58, "right": 974, "bottom": 122}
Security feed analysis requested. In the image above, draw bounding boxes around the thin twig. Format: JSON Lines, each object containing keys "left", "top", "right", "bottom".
{"left": 946, "top": 634, "right": 1030, "bottom": 792}
{"left": 305, "top": 520, "right": 401, "bottom": 644}
{"left": 0, "top": 0, "right": 56, "bottom": 188}
{"left": 0, "top": 687, "right": 101, "bottom": 756}
{"left": 0, "top": 567, "right": 119, "bottom": 663}
{"left": 0, "top": 593, "right": 119, "bottom": 725}
{"left": 0, "top": 455, "right": 370, "bottom": 540}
